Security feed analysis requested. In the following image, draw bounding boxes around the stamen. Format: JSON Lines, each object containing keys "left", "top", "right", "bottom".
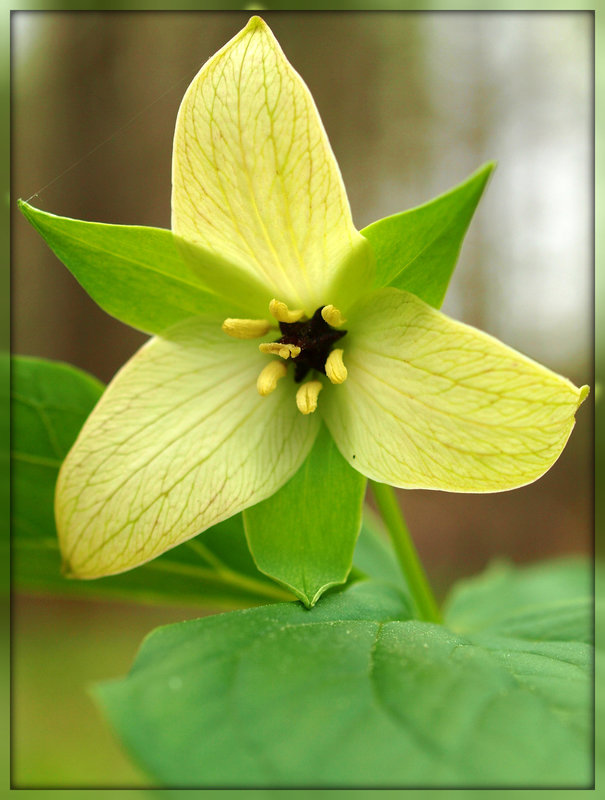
{"left": 269, "top": 298, "right": 305, "bottom": 323}
{"left": 259, "top": 342, "right": 301, "bottom": 359}
{"left": 222, "top": 318, "right": 271, "bottom": 339}
{"left": 296, "top": 380, "right": 323, "bottom": 415}
{"left": 321, "top": 305, "right": 347, "bottom": 327}
{"left": 325, "top": 348, "right": 347, "bottom": 384}
{"left": 256, "top": 360, "right": 288, "bottom": 396}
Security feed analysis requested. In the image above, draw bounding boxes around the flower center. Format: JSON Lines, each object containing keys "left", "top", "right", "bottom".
{"left": 276, "top": 307, "right": 347, "bottom": 383}
{"left": 222, "top": 299, "right": 349, "bottom": 414}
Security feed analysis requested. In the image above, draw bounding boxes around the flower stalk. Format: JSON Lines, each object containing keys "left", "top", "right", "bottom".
{"left": 370, "top": 481, "right": 441, "bottom": 624}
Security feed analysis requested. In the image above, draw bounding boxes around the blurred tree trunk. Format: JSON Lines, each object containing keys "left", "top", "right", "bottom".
{"left": 14, "top": 15, "right": 147, "bottom": 382}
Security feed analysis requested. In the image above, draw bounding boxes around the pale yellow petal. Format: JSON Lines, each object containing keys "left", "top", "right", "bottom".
{"left": 172, "top": 16, "right": 373, "bottom": 315}
{"left": 321, "top": 288, "right": 588, "bottom": 492}
{"left": 56, "top": 318, "right": 320, "bottom": 578}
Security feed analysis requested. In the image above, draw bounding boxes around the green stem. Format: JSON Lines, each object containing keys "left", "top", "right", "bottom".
{"left": 370, "top": 481, "right": 441, "bottom": 624}
{"left": 185, "top": 538, "right": 293, "bottom": 602}
{"left": 148, "top": 559, "right": 294, "bottom": 603}
{"left": 216, "top": 567, "right": 294, "bottom": 603}
{"left": 185, "top": 537, "right": 232, "bottom": 572}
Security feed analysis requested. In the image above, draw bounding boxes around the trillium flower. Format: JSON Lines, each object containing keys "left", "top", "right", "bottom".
{"left": 36, "top": 17, "right": 586, "bottom": 582}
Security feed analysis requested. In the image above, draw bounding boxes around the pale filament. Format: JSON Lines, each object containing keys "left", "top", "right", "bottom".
{"left": 256, "top": 360, "right": 288, "bottom": 396}
{"left": 325, "top": 348, "right": 347, "bottom": 385}
{"left": 321, "top": 305, "right": 346, "bottom": 327}
{"left": 296, "top": 380, "right": 323, "bottom": 415}
{"left": 222, "top": 318, "right": 271, "bottom": 339}
{"left": 259, "top": 342, "right": 301, "bottom": 359}
{"left": 269, "top": 298, "right": 305, "bottom": 323}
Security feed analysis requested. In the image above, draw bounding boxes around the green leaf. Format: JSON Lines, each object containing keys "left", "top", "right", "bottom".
{"left": 0, "top": 354, "right": 9, "bottom": 593}
{"left": 12, "top": 357, "right": 105, "bottom": 578}
{"left": 361, "top": 163, "right": 494, "bottom": 307}
{"left": 243, "top": 424, "right": 367, "bottom": 608}
{"left": 445, "top": 557, "right": 593, "bottom": 644}
{"left": 11, "top": 355, "right": 293, "bottom": 608}
{"left": 96, "top": 576, "right": 592, "bottom": 787}
{"left": 17, "top": 201, "right": 231, "bottom": 335}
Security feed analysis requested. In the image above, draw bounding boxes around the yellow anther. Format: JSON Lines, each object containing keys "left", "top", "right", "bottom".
{"left": 325, "top": 348, "right": 348, "bottom": 385}
{"left": 296, "top": 380, "right": 323, "bottom": 415}
{"left": 269, "top": 298, "right": 305, "bottom": 324}
{"left": 321, "top": 305, "right": 347, "bottom": 327}
{"left": 259, "top": 342, "right": 301, "bottom": 359}
{"left": 222, "top": 318, "right": 271, "bottom": 339}
{"left": 256, "top": 360, "right": 288, "bottom": 397}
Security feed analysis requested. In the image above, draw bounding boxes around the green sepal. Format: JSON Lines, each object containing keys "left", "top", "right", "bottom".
{"left": 243, "top": 423, "right": 367, "bottom": 608}
{"left": 361, "top": 162, "right": 494, "bottom": 307}
{"left": 17, "top": 201, "right": 231, "bottom": 335}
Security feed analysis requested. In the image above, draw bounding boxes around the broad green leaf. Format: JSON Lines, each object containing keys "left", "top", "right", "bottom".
{"left": 322, "top": 287, "right": 589, "bottom": 491}
{"left": 11, "top": 357, "right": 101, "bottom": 590}
{"left": 362, "top": 163, "right": 494, "bottom": 307}
{"left": 445, "top": 557, "right": 593, "bottom": 643}
{"left": 0, "top": 353, "right": 11, "bottom": 593}
{"left": 17, "top": 201, "right": 234, "bottom": 335}
{"left": 12, "top": 358, "right": 105, "bottom": 580}
{"left": 243, "top": 424, "right": 367, "bottom": 607}
{"left": 11, "top": 355, "right": 293, "bottom": 607}
{"left": 361, "top": 162, "right": 494, "bottom": 307}
{"left": 96, "top": 578, "right": 592, "bottom": 787}
{"left": 172, "top": 16, "right": 373, "bottom": 316}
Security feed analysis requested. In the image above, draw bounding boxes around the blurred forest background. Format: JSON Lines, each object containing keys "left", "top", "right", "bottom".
{"left": 12, "top": 11, "right": 593, "bottom": 787}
